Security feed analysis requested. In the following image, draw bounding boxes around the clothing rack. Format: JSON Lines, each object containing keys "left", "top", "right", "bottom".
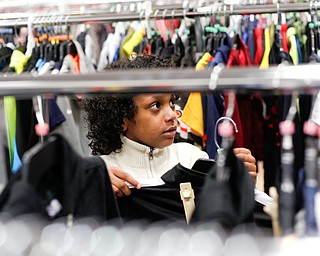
{"left": 0, "top": 2, "right": 319, "bottom": 28}
{"left": 0, "top": 64, "right": 319, "bottom": 97}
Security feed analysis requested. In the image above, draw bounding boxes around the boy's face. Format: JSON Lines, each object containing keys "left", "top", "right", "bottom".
{"left": 123, "top": 93, "right": 178, "bottom": 148}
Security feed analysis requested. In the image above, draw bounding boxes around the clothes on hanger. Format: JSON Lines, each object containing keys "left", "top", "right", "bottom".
{"left": 0, "top": 133, "right": 121, "bottom": 223}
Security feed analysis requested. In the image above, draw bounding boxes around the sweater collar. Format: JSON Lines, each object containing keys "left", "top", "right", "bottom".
{"left": 120, "top": 135, "right": 167, "bottom": 168}
{"left": 121, "top": 135, "right": 163, "bottom": 155}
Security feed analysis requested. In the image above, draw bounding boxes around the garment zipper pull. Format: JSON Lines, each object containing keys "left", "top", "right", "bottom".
{"left": 149, "top": 148, "right": 154, "bottom": 160}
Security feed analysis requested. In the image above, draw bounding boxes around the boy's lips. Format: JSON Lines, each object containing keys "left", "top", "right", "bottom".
{"left": 163, "top": 127, "right": 177, "bottom": 138}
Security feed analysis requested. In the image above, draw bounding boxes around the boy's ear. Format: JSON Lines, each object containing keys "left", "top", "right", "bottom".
{"left": 122, "top": 118, "right": 128, "bottom": 132}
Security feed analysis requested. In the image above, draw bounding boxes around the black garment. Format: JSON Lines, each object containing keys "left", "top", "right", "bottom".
{"left": 15, "top": 98, "right": 66, "bottom": 162}
{"left": 23, "top": 48, "right": 40, "bottom": 72}
{"left": 172, "top": 35, "right": 185, "bottom": 67}
{"left": 155, "top": 36, "right": 165, "bottom": 56}
{"left": 269, "top": 41, "right": 293, "bottom": 65}
{"left": 15, "top": 99, "right": 39, "bottom": 161}
{"left": 180, "top": 33, "right": 196, "bottom": 67}
{"left": 117, "top": 157, "right": 268, "bottom": 229}
{"left": 263, "top": 41, "right": 293, "bottom": 194}
{"left": 191, "top": 146, "right": 255, "bottom": 229}
{"left": 309, "top": 53, "right": 320, "bottom": 63}
{"left": 160, "top": 39, "right": 174, "bottom": 60}
{"left": 77, "top": 31, "right": 87, "bottom": 53}
{"left": 0, "top": 46, "right": 13, "bottom": 71}
{"left": 194, "top": 17, "right": 204, "bottom": 53}
{"left": 117, "top": 162, "right": 209, "bottom": 222}
{"left": 0, "top": 134, "right": 120, "bottom": 222}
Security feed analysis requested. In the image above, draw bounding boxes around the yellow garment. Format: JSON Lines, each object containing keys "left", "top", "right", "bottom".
{"left": 269, "top": 22, "right": 275, "bottom": 47}
{"left": 9, "top": 49, "right": 31, "bottom": 74}
{"left": 287, "top": 27, "right": 299, "bottom": 65}
{"left": 120, "top": 27, "right": 134, "bottom": 60}
{"left": 122, "top": 28, "right": 145, "bottom": 56}
{"left": 260, "top": 28, "right": 271, "bottom": 69}
{"left": 195, "top": 52, "right": 212, "bottom": 71}
{"left": 180, "top": 92, "right": 204, "bottom": 137}
{"left": 4, "top": 96, "right": 16, "bottom": 166}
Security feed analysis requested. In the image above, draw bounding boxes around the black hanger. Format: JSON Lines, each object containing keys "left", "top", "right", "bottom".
{"left": 219, "top": 27, "right": 228, "bottom": 47}
{"left": 278, "top": 92, "right": 298, "bottom": 235}
{"left": 53, "top": 42, "right": 59, "bottom": 62}
{"left": 204, "top": 26, "right": 214, "bottom": 54}
{"left": 155, "top": 32, "right": 164, "bottom": 56}
{"left": 59, "top": 39, "right": 66, "bottom": 62}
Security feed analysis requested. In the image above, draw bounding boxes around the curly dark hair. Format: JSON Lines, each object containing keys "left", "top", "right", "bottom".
{"left": 84, "top": 55, "right": 175, "bottom": 155}
{"left": 84, "top": 94, "right": 137, "bottom": 155}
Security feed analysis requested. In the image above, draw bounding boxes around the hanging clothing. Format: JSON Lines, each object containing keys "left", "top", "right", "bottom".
{"left": 202, "top": 93, "right": 224, "bottom": 159}
{"left": 254, "top": 26, "right": 264, "bottom": 65}
{"left": 180, "top": 92, "right": 205, "bottom": 138}
{"left": 195, "top": 52, "right": 213, "bottom": 71}
{"left": 117, "top": 162, "right": 206, "bottom": 222}
{"left": 59, "top": 40, "right": 95, "bottom": 75}
{"left": 120, "top": 27, "right": 134, "bottom": 60}
{"left": 311, "top": 92, "right": 320, "bottom": 125}
{"left": 4, "top": 96, "right": 22, "bottom": 173}
{"left": 118, "top": 158, "right": 271, "bottom": 229}
{"left": 281, "top": 23, "right": 289, "bottom": 53}
{"left": 0, "top": 46, "right": 13, "bottom": 71}
{"left": 122, "top": 27, "right": 145, "bottom": 56}
{"left": 191, "top": 145, "right": 255, "bottom": 229}
{"left": 8, "top": 49, "right": 31, "bottom": 74}
{"left": 97, "top": 22, "right": 126, "bottom": 71}
{"left": 287, "top": 27, "right": 299, "bottom": 65}
{"left": 0, "top": 134, "right": 120, "bottom": 222}
{"left": 247, "top": 16, "right": 256, "bottom": 62}
{"left": 260, "top": 27, "right": 271, "bottom": 69}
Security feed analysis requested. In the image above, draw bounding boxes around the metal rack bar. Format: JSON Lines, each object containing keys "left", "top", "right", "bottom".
{"left": 0, "top": 64, "right": 319, "bottom": 97}
{"left": 0, "top": 69, "right": 212, "bottom": 97}
{"left": 0, "top": 2, "right": 318, "bottom": 27}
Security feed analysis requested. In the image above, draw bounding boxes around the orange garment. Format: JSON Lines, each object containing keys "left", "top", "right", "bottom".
{"left": 69, "top": 54, "right": 80, "bottom": 74}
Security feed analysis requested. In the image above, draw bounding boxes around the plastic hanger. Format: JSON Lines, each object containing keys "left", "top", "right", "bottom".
{"left": 214, "top": 116, "right": 238, "bottom": 155}
{"left": 278, "top": 91, "right": 298, "bottom": 236}
{"left": 32, "top": 95, "right": 49, "bottom": 143}
{"left": 302, "top": 92, "right": 319, "bottom": 235}
{"left": 22, "top": 95, "right": 52, "bottom": 189}
{"left": 64, "top": 16, "right": 77, "bottom": 58}
{"left": 215, "top": 91, "right": 236, "bottom": 181}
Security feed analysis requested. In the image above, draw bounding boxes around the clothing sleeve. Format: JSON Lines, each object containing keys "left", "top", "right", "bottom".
{"left": 311, "top": 92, "right": 320, "bottom": 126}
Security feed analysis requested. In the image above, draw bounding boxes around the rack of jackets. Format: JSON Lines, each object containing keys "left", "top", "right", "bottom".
{"left": 0, "top": 65, "right": 318, "bottom": 230}
{"left": 0, "top": 1, "right": 320, "bottom": 239}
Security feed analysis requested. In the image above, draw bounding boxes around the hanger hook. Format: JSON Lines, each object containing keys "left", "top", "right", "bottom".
{"left": 310, "top": 0, "right": 314, "bottom": 14}
{"left": 230, "top": 4, "right": 234, "bottom": 16}
{"left": 285, "top": 91, "right": 299, "bottom": 122}
{"left": 140, "top": 10, "right": 144, "bottom": 21}
{"left": 171, "top": 9, "right": 175, "bottom": 19}
{"left": 183, "top": 8, "right": 187, "bottom": 20}
{"left": 163, "top": 9, "right": 167, "bottom": 20}
{"left": 65, "top": 15, "right": 70, "bottom": 38}
{"left": 14, "top": 18, "right": 19, "bottom": 38}
{"left": 154, "top": 9, "right": 159, "bottom": 20}
{"left": 214, "top": 116, "right": 238, "bottom": 149}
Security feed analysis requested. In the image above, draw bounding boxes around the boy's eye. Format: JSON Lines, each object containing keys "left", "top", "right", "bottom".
{"left": 170, "top": 98, "right": 176, "bottom": 107}
{"left": 150, "top": 102, "right": 161, "bottom": 109}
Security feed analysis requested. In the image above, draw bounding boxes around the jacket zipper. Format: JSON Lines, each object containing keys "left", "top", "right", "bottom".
{"left": 149, "top": 147, "right": 154, "bottom": 177}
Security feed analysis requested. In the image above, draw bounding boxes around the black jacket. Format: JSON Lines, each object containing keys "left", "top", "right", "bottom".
{"left": 0, "top": 134, "right": 120, "bottom": 223}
